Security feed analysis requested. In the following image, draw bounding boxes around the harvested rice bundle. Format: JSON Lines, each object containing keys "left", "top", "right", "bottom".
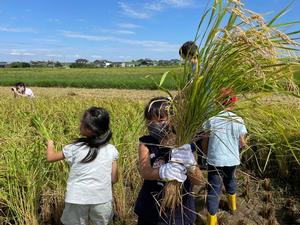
{"left": 161, "top": 0, "right": 299, "bottom": 210}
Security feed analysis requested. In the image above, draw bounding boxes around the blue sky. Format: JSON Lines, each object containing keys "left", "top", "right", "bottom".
{"left": 0, "top": 0, "right": 299, "bottom": 62}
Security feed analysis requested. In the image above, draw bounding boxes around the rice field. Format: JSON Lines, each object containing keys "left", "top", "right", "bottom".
{"left": 0, "top": 67, "right": 180, "bottom": 89}
{"left": 0, "top": 65, "right": 299, "bottom": 90}
{"left": 0, "top": 88, "right": 299, "bottom": 224}
{"left": 0, "top": 0, "right": 300, "bottom": 223}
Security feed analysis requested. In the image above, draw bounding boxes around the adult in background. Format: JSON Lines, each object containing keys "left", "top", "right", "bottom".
{"left": 11, "top": 82, "right": 34, "bottom": 98}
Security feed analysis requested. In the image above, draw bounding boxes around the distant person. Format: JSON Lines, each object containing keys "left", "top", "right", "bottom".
{"left": 179, "top": 41, "right": 199, "bottom": 77}
{"left": 11, "top": 82, "right": 34, "bottom": 98}
{"left": 46, "top": 107, "right": 119, "bottom": 225}
{"left": 202, "top": 88, "right": 247, "bottom": 225}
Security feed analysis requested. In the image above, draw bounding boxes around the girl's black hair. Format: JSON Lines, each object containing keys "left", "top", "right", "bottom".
{"left": 15, "top": 82, "right": 25, "bottom": 88}
{"left": 75, "top": 107, "right": 112, "bottom": 163}
{"left": 144, "top": 97, "right": 170, "bottom": 121}
{"left": 179, "top": 41, "right": 198, "bottom": 59}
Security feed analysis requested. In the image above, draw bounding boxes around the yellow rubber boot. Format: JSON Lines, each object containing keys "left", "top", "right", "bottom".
{"left": 206, "top": 213, "right": 217, "bottom": 225}
{"left": 227, "top": 193, "right": 237, "bottom": 212}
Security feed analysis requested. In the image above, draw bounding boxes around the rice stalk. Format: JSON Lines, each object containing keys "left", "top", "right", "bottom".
{"left": 31, "top": 116, "right": 51, "bottom": 140}
{"left": 159, "top": 0, "right": 300, "bottom": 210}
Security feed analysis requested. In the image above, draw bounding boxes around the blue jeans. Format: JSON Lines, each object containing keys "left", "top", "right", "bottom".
{"left": 206, "top": 165, "right": 237, "bottom": 215}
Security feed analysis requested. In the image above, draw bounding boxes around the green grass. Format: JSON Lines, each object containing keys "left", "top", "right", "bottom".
{"left": 293, "top": 65, "right": 300, "bottom": 85}
{"left": 0, "top": 67, "right": 180, "bottom": 89}
{"left": 0, "top": 66, "right": 299, "bottom": 90}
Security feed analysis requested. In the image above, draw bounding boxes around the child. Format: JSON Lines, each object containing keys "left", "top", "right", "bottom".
{"left": 179, "top": 41, "right": 199, "bottom": 76}
{"left": 202, "top": 88, "right": 247, "bottom": 225}
{"left": 11, "top": 82, "right": 34, "bottom": 98}
{"left": 46, "top": 107, "right": 118, "bottom": 225}
{"left": 134, "top": 97, "right": 203, "bottom": 225}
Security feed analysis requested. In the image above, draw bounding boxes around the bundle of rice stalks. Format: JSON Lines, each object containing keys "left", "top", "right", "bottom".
{"left": 160, "top": 0, "right": 300, "bottom": 210}
{"left": 31, "top": 116, "right": 51, "bottom": 140}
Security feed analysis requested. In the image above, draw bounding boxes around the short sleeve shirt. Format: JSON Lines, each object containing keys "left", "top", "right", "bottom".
{"left": 62, "top": 143, "right": 118, "bottom": 204}
{"left": 25, "top": 88, "right": 34, "bottom": 98}
{"left": 203, "top": 110, "right": 247, "bottom": 167}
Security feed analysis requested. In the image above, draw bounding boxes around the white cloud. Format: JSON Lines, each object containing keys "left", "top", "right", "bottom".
{"left": 61, "top": 31, "right": 178, "bottom": 51}
{"left": 145, "top": 2, "right": 164, "bottom": 11}
{"left": 46, "top": 54, "right": 63, "bottom": 57}
{"left": 116, "top": 30, "right": 135, "bottom": 35}
{"left": 144, "top": 0, "right": 196, "bottom": 13}
{"left": 62, "top": 31, "right": 115, "bottom": 41}
{"left": 118, "top": 55, "right": 131, "bottom": 59}
{"left": 162, "top": 0, "right": 194, "bottom": 8}
{"left": 118, "top": 2, "right": 150, "bottom": 19}
{"left": 0, "top": 26, "right": 36, "bottom": 33}
{"left": 96, "top": 28, "right": 135, "bottom": 35}
{"left": 117, "top": 23, "right": 140, "bottom": 29}
{"left": 9, "top": 52, "right": 35, "bottom": 56}
{"left": 31, "top": 38, "right": 60, "bottom": 43}
{"left": 91, "top": 55, "right": 102, "bottom": 59}
{"left": 118, "top": 1, "right": 196, "bottom": 19}
{"left": 48, "top": 18, "right": 60, "bottom": 23}
{"left": 5, "top": 48, "right": 69, "bottom": 58}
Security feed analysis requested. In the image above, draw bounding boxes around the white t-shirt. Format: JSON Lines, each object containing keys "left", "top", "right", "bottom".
{"left": 25, "top": 88, "right": 34, "bottom": 98}
{"left": 62, "top": 143, "right": 119, "bottom": 204}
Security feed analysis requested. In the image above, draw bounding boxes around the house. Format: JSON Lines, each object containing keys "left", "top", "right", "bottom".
{"left": 93, "top": 60, "right": 112, "bottom": 68}
{"left": 0, "top": 62, "right": 7, "bottom": 68}
{"left": 126, "top": 63, "right": 135, "bottom": 67}
{"left": 112, "top": 62, "right": 126, "bottom": 67}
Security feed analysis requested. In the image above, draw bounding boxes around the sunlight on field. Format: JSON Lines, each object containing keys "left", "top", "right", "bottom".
{"left": 0, "top": 91, "right": 299, "bottom": 224}
{"left": 0, "top": 86, "right": 172, "bottom": 100}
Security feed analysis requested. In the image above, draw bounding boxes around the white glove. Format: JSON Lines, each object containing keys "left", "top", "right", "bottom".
{"left": 159, "top": 162, "right": 187, "bottom": 182}
{"left": 171, "top": 144, "right": 197, "bottom": 168}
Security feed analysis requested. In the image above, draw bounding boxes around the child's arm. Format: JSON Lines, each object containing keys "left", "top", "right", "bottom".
{"left": 46, "top": 140, "right": 65, "bottom": 162}
{"left": 111, "top": 160, "right": 118, "bottom": 184}
{"left": 138, "top": 143, "right": 160, "bottom": 180}
{"left": 13, "top": 90, "right": 27, "bottom": 97}
{"left": 239, "top": 135, "right": 247, "bottom": 149}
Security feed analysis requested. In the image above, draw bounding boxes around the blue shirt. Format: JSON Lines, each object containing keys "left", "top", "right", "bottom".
{"left": 203, "top": 110, "right": 247, "bottom": 167}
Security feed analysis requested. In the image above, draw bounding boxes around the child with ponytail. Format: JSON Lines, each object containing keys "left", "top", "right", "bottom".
{"left": 46, "top": 106, "right": 118, "bottom": 225}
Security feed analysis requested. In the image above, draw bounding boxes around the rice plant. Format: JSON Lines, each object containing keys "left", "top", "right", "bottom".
{"left": 160, "top": 0, "right": 300, "bottom": 209}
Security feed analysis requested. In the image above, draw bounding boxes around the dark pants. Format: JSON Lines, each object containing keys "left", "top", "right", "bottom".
{"left": 206, "top": 164, "right": 237, "bottom": 215}
{"left": 137, "top": 217, "right": 156, "bottom": 225}
{"left": 137, "top": 217, "right": 193, "bottom": 225}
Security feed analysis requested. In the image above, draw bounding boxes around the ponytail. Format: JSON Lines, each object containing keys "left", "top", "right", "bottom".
{"left": 75, "top": 130, "right": 112, "bottom": 163}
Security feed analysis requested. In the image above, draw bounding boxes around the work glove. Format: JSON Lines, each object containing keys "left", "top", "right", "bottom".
{"left": 159, "top": 162, "right": 187, "bottom": 182}
{"left": 171, "top": 144, "right": 197, "bottom": 168}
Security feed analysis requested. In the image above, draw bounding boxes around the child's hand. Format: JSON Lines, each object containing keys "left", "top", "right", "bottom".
{"left": 171, "top": 144, "right": 197, "bottom": 168}
{"left": 159, "top": 162, "right": 187, "bottom": 182}
{"left": 47, "top": 140, "right": 54, "bottom": 147}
